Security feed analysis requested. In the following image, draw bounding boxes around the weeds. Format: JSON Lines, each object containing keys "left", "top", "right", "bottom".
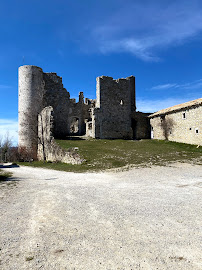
{"left": 0, "top": 170, "right": 12, "bottom": 181}
{"left": 25, "top": 256, "right": 34, "bottom": 261}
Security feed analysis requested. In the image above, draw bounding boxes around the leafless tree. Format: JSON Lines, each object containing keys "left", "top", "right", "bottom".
{"left": 0, "top": 132, "right": 13, "bottom": 162}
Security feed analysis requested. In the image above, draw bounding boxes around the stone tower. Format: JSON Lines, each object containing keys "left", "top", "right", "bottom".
{"left": 92, "top": 76, "right": 136, "bottom": 139}
{"left": 18, "top": 65, "right": 44, "bottom": 153}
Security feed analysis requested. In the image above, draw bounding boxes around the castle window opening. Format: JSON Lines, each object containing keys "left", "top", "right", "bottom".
{"left": 183, "top": 112, "right": 186, "bottom": 119}
{"left": 195, "top": 128, "right": 199, "bottom": 134}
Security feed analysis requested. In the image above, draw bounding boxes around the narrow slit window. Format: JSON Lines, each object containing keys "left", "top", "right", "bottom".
{"left": 183, "top": 112, "right": 186, "bottom": 119}
{"left": 195, "top": 129, "right": 199, "bottom": 134}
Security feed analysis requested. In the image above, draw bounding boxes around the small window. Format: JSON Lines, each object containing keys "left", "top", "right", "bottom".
{"left": 195, "top": 129, "right": 199, "bottom": 134}
{"left": 189, "top": 128, "right": 192, "bottom": 130}
{"left": 182, "top": 112, "right": 186, "bottom": 119}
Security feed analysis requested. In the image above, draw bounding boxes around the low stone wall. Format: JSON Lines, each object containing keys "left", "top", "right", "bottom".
{"left": 38, "top": 107, "right": 84, "bottom": 164}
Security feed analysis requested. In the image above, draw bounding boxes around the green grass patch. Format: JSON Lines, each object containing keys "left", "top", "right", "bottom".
{"left": 18, "top": 139, "right": 202, "bottom": 172}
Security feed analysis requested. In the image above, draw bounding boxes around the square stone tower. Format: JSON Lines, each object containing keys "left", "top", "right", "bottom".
{"left": 92, "top": 76, "right": 136, "bottom": 139}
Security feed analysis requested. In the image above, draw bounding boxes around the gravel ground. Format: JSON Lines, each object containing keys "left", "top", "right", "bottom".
{"left": 0, "top": 163, "right": 202, "bottom": 270}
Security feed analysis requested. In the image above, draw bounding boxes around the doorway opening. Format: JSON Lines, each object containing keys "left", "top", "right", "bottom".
{"left": 70, "top": 117, "right": 79, "bottom": 135}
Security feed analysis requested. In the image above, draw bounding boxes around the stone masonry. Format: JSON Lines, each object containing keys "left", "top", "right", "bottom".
{"left": 38, "top": 106, "right": 83, "bottom": 164}
{"left": 91, "top": 76, "right": 135, "bottom": 139}
{"left": 18, "top": 65, "right": 151, "bottom": 163}
{"left": 149, "top": 98, "right": 202, "bottom": 146}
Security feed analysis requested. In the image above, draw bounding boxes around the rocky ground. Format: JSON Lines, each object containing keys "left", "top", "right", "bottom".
{"left": 0, "top": 163, "right": 201, "bottom": 270}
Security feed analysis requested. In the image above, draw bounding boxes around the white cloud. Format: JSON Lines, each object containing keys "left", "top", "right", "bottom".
{"left": 151, "top": 84, "right": 178, "bottom": 90}
{"left": 151, "top": 79, "right": 202, "bottom": 91}
{"left": 0, "top": 119, "right": 18, "bottom": 146}
{"left": 89, "top": 0, "right": 202, "bottom": 61}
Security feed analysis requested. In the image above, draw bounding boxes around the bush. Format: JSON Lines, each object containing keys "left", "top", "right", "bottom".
{"left": 15, "top": 146, "right": 37, "bottom": 162}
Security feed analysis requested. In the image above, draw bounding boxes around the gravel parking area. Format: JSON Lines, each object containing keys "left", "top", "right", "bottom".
{"left": 0, "top": 163, "right": 202, "bottom": 270}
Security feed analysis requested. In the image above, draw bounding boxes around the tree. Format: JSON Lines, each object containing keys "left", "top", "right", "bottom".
{"left": 0, "top": 132, "right": 13, "bottom": 162}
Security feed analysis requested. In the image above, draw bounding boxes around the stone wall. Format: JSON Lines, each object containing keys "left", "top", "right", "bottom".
{"left": 150, "top": 106, "right": 202, "bottom": 145}
{"left": 18, "top": 65, "right": 93, "bottom": 150}
{"left": 38, "top": 107, "right": 83, "bottom": 164}
{"left": 132, "top": 112, "right": 151, "bottom": 140}
{"left": 92, "top": 76, "right": 136, "bottom": 139}
{"left": 18, "top": 65, "right": 151, "bottom": 158}
{"left": 43, "top": 74, "right": 92, "bottom": 138}
{"left": 18, "top": 65, "right": 44, "bottom": 154}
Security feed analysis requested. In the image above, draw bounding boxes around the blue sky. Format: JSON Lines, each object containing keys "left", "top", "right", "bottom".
{"left": 0, "top": 0, "right": 202, "bottom": 144}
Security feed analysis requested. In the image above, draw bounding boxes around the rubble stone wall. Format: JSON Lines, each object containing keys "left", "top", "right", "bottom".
{"left": 18, "top": 65, "right": 152, "bottom": 162}
{"left": 38, "top": 107, "right": 83, "bottom": 164}
{"left": 150, "top": 106, "right": 202, "bottom": 145}
{"left": 93, "top": 76, "right": 136, "bottom": 139}
{"left": 132, "top": 112, "right": 151, "bottom": 140}
{"left": 43, "top": 73, "right": 92, "bottom": 138}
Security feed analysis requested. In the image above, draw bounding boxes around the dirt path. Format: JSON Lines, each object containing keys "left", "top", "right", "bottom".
{"left": 0, "top": 163, "right": 202, "bottom": 270}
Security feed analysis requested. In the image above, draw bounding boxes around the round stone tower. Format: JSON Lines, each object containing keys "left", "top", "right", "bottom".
{"left": 18, "top": 65, "right": 44, "bottom": 154}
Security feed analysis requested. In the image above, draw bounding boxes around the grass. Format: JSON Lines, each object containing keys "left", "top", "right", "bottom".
{"left": 18, "top": 139, "right": 202, "bottom": 172}
{"left": 0, "top": 169, "right": 13, "bottom": 181}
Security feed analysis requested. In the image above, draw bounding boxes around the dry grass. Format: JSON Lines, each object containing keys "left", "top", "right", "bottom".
{"left": 0, "top": 169, "right": 13, "bottom": 181}
{"left": 18, "top": 139, "right": 202, "bottom": 172}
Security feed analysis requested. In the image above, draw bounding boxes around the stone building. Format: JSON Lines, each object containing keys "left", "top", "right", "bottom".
{"left": 18, "top": 65, "right": 151, "bottom": 162}
{"left": 149, "top": 98, "right": 202, "bottom": 146}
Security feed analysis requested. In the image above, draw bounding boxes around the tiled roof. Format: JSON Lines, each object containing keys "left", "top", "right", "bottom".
{"left": 149, "top": 98, "right": 202, "bottom": 118}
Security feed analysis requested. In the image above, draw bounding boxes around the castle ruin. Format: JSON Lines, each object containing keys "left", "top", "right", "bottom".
{"left": 18, "top": 65, "right": 150, "bottom": 162}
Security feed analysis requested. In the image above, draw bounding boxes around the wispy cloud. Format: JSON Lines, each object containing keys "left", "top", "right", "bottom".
{"left": 151, "top": 84, "right": 178, "bottom": 90}
{"left": 151, "top": 79, "right": 202, "bottom": 91}
{"left": 0, "top": 119, "right": 18, "bottom": 145}
{"left": 88, "top": 0, "right": 202, "bottom": 61}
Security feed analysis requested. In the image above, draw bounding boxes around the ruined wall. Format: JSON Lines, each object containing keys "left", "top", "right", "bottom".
{"left": 19, "top": 66, "right": 92, "bottom": 146}
{"left": 38, "top": 107, "right": 83, "bottom": 164}
{"left": 19, "top": 65, "right": 151, "bottom": 157}
{"left": 43, "top": 73, "right": 92, "bottom": 137}
{"left": 18, "top": 65, "right": 44, "bottom": 154}
{"left": 92, "top": 76, "right": 136, "bottom": 139}
{"left": 43, "top": 73, "right": 70, "bottom": 137}
{"left": 132, "top": 112, "right": 151, "bottom": 140}
{"left": 150, "top": 106, "right": 202, "bottom": 145}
